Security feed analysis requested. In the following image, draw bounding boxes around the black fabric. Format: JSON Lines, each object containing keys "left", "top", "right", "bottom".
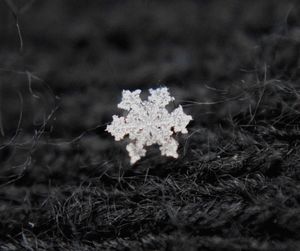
{"left": 0, "top": 1, "right": 300, "bottom": 250}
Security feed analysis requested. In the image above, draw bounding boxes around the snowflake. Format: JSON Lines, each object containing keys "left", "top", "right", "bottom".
{"left": 106, "top": 87, "right": 192, "bottom": 164}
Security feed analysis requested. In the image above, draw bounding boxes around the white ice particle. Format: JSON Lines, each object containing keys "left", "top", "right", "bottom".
{"left": 106, "top": 87, "right": 192, "bottom": 164}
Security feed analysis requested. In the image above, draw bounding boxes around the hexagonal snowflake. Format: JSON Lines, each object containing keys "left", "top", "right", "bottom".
{"left": 106, "top": 87, "right": 192, "bottom": 164}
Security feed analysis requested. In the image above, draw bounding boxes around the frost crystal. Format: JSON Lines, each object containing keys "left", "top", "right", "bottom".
{"left": 106, "top": 87, "right": 192, "bottom": 164}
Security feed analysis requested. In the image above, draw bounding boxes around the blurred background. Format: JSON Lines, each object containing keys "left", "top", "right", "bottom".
{"left": 1, "top": 0, "right": 300, "bottom": 249}
{"left": 1, "top": 0, "right": 299, "bottom": 135}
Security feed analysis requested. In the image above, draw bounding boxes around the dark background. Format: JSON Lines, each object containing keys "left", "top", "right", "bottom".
{"left": 0, "top": 0, "right": 300, "bottom": 250}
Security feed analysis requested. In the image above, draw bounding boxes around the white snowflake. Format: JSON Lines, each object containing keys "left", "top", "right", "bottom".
{"left": 106, "top": 87, "right": 192, "bottom": 164}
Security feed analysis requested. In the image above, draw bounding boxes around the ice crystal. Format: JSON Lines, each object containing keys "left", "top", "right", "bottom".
{"left": 106, "top": 87, "right": 192, "bottom": 164}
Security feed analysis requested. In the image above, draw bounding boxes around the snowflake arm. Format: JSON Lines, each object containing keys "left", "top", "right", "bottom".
{"left": 159, "top": 138, "right": 179, "bottom": 158}
{"left": 118, "top": 89, "right": 142, "bottom": 111}
{"left": 105, "top": 115, "right": 128, "bottom": 141}
{"left": 148, "top": 87, "right": 175, "bottom": 107}
{"left": 106, "top": 87, "right": 193, "bottom": 164}
{"left": 126, "top": 142, "right": 147, "bottom": 164}
{"left": 170, "top": 105, "right": 193, "bottom": 134}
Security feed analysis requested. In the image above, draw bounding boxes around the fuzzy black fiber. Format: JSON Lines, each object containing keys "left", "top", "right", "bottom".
{"left": 1, "top": 1, "right": 300, "bottom": 250}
